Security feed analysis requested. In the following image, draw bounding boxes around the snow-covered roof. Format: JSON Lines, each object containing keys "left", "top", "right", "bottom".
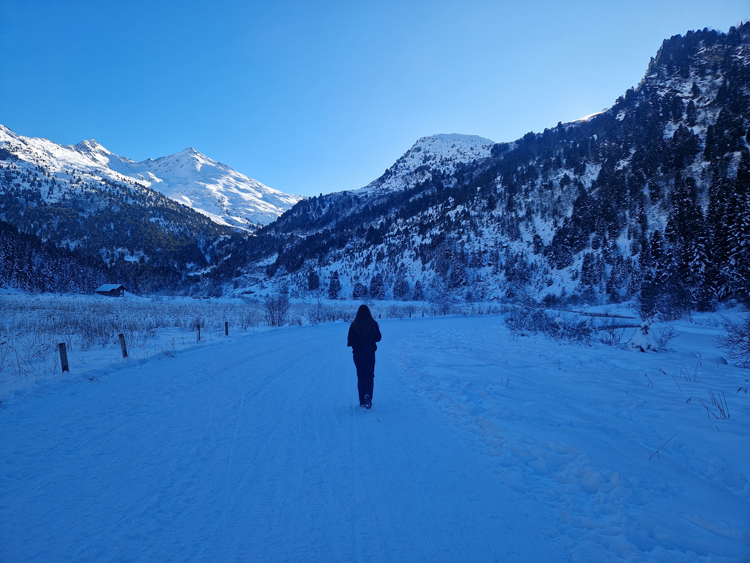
{"left": 95, "top": 284, "right": 125, "bottom": 292}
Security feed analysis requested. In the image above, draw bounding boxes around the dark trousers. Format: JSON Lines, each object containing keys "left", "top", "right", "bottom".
{"left": 353, "top": 351, "right": 375, "bottom": 405}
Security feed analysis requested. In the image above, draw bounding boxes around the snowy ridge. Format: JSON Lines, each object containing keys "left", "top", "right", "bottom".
{"left": 0, "top": 125, "right": 302, "bottom": 229}
{"left": 362, "top": 133, "right": 495, "bottom": 194}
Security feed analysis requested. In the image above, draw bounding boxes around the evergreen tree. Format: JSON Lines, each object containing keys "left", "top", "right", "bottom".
{"left": 370, "top": 273, "right": 385, "bottom": 299}
{"left": 580, "top": 253, "right": 598, "bottom": 287}
{"left": 627, "top": 261, "right": 642, "bottom": 297}
{"left": 606, "top": 256, "right": 629, "bottom": 302}
{"left": 685, "top": 100, "right": 697, "bottom": 126}
{"left": 707, "top": 176, "right": 734, "bottom": 298}
{"left": 449, "top": 262, "right": 468, "bottom": 289}
{"left": 327, "top": 271, "right": 341, "bottom": 299}
{"left": 688, "top": 238, "right": 713, "bottom": 309}
{"left": 504, "top": 251, "right": 532, "bottom": 286}
{"left": 393, "top": 274, "right": 409, "bottom": 300}
{"left": 532, "top": 234, "right": 544, "bottom": 255}
{"left": 724, "top": 192, "right": 750, "bottom": 297}
{"left": 307, "top": 269, "right": 320, "bottom": 291}
{"left": 413, "top": 280, "right": 425, "bottom": 300}
{"left": 666, "top": 175, "right": 710, "bottom": 309}
{"left": 639, "top": 269, "right": 660, "bottom": 319}
{"left": 352, "top": 282, "right": 368, "bottom": 299}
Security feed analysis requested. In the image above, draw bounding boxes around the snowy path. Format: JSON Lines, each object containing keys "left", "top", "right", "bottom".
{"left": 1, "top": 319, "right": 561, "bottom": 562}
{"left": 1, "top": 315, "right": 748, "bottom": 562}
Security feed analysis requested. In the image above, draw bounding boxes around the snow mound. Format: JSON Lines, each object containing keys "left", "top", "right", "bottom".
{"left": 628, "top": 323, "right": 659, "bottom": 352}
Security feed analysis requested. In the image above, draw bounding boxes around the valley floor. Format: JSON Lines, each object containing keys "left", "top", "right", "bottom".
{"left": 1, "top": 314, "right": 748, "bottom": 562}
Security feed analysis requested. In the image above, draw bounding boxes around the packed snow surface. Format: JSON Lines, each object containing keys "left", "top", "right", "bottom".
{"left": 1, "top": 312, "right": 748, "bottom": 562}
{"left": 0, "top": 125, "right": 302, "bottom": 228}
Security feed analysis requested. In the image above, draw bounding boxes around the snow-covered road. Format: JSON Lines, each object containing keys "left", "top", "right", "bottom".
{"left": 1, "top": 318, "right": 562, "bottom": 562}
{"left": 1, "top": 315, "right": 748, "bottom": 562}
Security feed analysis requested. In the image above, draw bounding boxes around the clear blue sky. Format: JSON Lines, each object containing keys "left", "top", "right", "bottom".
{"left": 1, "top": 1, "right": 747, "bottom": 197}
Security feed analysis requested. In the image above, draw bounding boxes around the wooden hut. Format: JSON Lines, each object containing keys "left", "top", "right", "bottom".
{"left": 95, "top": 284, "right": 126, "bottom": 297}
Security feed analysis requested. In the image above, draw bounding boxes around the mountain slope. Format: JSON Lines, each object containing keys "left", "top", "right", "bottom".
{"left": 0, "top": 130, "right": 237, "bottom": 292}
{"left": 0, "top": 127, "right": 303, "bottom": 293}
{"left": 0, "top": 127, "right": 302, "bottom": 229}
{"left": 0, "top": 220, "right": 111, "bottom": 294}
{"left": 215, "top": 23, "right": 750, "bottom": 314}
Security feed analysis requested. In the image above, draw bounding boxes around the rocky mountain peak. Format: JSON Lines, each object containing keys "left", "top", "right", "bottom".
{"left": 0, "top": 126, "right": 302, "bottom": 229}
{"left": 362, "top": 133, "right": 495, "bottom": 195}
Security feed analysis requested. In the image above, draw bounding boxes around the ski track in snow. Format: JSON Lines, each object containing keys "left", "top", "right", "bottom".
{"left": 1, "top": 316, "right": 748, "bottom": 562}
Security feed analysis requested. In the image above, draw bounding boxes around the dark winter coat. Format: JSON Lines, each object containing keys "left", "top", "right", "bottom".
{"left": 347, "top": 322, "right": 382, "bottom": 354}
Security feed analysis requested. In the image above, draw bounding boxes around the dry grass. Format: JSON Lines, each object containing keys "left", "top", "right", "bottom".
{"left": 0, "top": 294, "right": 487, "bottom": 379}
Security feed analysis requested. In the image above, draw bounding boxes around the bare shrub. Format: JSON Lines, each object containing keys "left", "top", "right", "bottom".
{"left": 547, "top": 315, "right": 594, "bottom": 343}
{"left": 598, "top": 319, "right": 625, "bottom": 346}
{"left": 505, "top": 307, "right": 593, "bottom": 343}
{"left": 265, "top": 294, "right": 290, "bottom": 327}
{"left": 655, "top": 324, "right": 681, "bottom": 351}
{"left": 716, "top": 316, "right": 750, "bottom": 368}
{"left": 308, "top": 300, "right": 326, "bottom": 324}
{"left": 386, "top": 304, "right": 416, "bottom": 319}
{"left": 505, "top": 307, "right": 553, "bottom": 335}
{"left": 239, "top": 304, "right": 262, "bottom": 328}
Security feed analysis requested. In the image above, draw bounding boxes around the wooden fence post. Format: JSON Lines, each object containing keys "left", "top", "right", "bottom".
{"left": 225, "top": 321, "right": 229, "bottom": 336}
{"left": 58, "top": 343, "right": 69, "bottom": 373}
{"left": 118, "top": 333, "right": 128, "bottom": 358}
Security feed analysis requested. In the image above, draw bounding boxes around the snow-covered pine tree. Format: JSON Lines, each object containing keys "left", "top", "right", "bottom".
{"left": 725, "top": 191, "right": 750, "bottom": 299}
{"left": 327, "top": 271, "right": 341, "bottom": 299}
{"left": 352, "top": 282, "right": 368, "bottom": 299}
{"left": 307, "top": 269, "right": 320, "bottom": 291}
{"left": 413, "top": 280, "right": 425, "bottom": 300}
{"left": 369, "top": 273, "right": 385, "bottom": 299}
{"left": 392, "top": 273, "right": 409, "bottom": 300}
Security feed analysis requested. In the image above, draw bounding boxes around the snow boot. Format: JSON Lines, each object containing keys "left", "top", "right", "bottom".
{"left": 364, "top": 394, "right": 372, "bottom": 409}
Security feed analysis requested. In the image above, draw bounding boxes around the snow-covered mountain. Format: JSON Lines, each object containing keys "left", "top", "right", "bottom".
{"left": 362, "top": 134, "right": 495, "bottom": 194}
{"left": 216, "top": 23, "right": 750, "bottom": 313}
{"left": 3, "top": 23, "right": 749, "bottom": 306}
{"left": 1, "top": 127, "right": 249, "bottom": 292}
{"left": 0, "top": 126, "right": 302, "bottom": 229}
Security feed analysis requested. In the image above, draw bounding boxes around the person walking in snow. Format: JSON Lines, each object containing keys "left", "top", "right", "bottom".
{"left": 347, "top": 304, "right": 382, "bottom": 409}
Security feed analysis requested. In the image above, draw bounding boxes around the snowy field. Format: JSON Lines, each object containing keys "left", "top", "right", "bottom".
{"left": 1, "top": 297, "right": 749, "bottom": 562}
{"left": 0, "top": 293, "right": 434, "bottom": 392}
